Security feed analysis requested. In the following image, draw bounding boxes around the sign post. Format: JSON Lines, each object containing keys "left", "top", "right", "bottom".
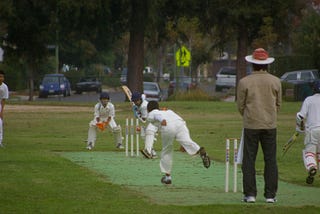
{"left": 175, "top": 45, "right": 191, "bottom": 92}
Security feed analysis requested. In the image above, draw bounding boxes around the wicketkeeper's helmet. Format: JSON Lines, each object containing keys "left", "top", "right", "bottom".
{"left": 100, "top": 92, "right": 110, "bottom": 99}
{"left": 313, "top": 80, "right": 320, "bottom": 93}
{"left": 131, "top": 92, "right": 141, "bottom": 102}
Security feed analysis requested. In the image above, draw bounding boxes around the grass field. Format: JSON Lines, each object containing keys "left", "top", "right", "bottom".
{"left": 1, "top": 101, "right": 320, "bottom": 213}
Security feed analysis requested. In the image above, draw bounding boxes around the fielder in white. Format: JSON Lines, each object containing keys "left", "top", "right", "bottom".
{"left": 131, "top": 92, "right": 158, "bottom": 158}
{"left": 0, "top": 70, "right": 8, "bottom": 148}
{"left": 86, "top": 92, "right": 123, "bottom": 150}
{"left": 146, "top": 101, "right": 211, "bottom": 184}
{"left": 296, "top": 80, "right": 320, "bottom": 184}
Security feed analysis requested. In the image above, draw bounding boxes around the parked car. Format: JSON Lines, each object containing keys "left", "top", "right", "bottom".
{"left": 280, "top": 69, "right": 320, "bottom": 83}
{"left": 281, "top": 69, "right": 320, "bottom": 101}
{"left": 39, "top": 73, "right": 71, "bottom": 98}
{"left": 120, "top": 68, "right": 127, "bottom": 84}
{"left": 143, "top": 81, "right": 162, "bottom": 101}
{"left": 215, "top": 66, "right": 236, "bottom": 91}
{"left": 167, "top": 76, "right": 197, "bottom": 97}
{"left": 75, "top": 77, "right": 102, "bottom": 94}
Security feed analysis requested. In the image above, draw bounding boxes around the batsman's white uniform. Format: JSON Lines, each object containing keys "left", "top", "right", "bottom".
{"left": 298, "top": 93, "right": 320, "bottom": 171}
{"left": 147, "top": 109, "right": 200, "bottom": 174}
{"left": 133, "top": 99, "right": 158, "bottom": 155}
{"left": 0, "top": 82, "right": 8, "bottom": 145}
{"left": 87, "top": 102, "right": 122, "bottom": 149}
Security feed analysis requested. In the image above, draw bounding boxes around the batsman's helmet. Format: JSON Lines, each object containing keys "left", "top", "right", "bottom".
{"left": 100, "top": 92, "right": 110, "bottom": 100}
{"left": 313, "top": 80, "right": 320, "bottom": 93}
{"left": 131, "top": 92, "right": 141, "bottom": 102}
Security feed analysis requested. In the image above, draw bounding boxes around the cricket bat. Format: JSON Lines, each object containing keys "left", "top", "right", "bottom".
{"left": 121, "top": 85, "right": 132, "bottom": 102}
{"left": 121, "top": 85, "right": 145, "bottom": 123}
{"left": 282, "top": 131, "right": 299, "bottom": 157}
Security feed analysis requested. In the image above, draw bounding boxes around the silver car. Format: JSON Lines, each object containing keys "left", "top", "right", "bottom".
{"left": 215, "top": 66, "right": 236, "bottom": 91}
{"left": 280, "top": 69, "right": 320, "bottom": 83}
{"left": 143, "top": 81, "right": 162, "bottom": 101}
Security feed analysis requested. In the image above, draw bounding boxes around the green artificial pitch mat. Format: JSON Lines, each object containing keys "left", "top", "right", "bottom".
{"left": 61, "top": 151, "right": 320, "bottom": 206}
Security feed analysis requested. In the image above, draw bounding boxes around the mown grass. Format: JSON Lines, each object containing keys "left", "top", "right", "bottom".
{"left": 0, "top": 101, "right": 319, "bottom": 213}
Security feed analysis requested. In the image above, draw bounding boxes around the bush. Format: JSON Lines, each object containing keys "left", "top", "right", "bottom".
{"left": 166, "top": 89, "right": 218, "bottom": 101}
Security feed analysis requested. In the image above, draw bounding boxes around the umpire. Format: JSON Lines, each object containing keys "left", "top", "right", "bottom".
{"left": 237, "top": 48, "right": 282, "bottom": 203}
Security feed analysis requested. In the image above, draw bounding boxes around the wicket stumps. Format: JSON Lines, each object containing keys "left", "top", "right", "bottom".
{"left": 125, "top": 118, "right": 140, "bottom": 157}
{"left": 225, "top": 138, "right": 239, "bottom": 193}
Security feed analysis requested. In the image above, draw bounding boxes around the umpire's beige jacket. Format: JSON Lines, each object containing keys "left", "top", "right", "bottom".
{"left": 237, "top": 70, "right": 282, "bottom": 129}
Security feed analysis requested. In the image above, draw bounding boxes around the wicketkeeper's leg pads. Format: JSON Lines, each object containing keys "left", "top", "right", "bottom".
{"left": 112, "top": 125, "right": 123, "bottom": 145}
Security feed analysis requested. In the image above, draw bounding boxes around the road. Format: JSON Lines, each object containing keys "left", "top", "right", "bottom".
{"left": 34, "top": 91, "right": 127, "bottom": 103}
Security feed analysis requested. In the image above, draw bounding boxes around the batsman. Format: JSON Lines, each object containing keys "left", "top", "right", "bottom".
{"left": 131, "top": 92, "right": 158, "bottom": 159}
{"left": 297, "top": 80, "right": 320, "bottom": 184}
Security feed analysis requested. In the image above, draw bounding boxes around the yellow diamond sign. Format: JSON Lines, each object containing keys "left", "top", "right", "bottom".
{"left": 176, "top": 45, "right": 191, "bottom": 67}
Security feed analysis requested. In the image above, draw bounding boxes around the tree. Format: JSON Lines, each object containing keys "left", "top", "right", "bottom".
{"left": 2, "top": 0, "right": 55, "bottom": 100}
{"left": 199, "top": 0, "right": 306, "bottom": 93}
{"left": 126, "top": 0, "right": 149, "bottom": 93}
{"left": 292, "top": 8, "right": 320, "bottom": 69}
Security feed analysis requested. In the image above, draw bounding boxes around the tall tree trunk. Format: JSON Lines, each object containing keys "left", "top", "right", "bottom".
{"left": 27, "top": 63, "right": 35, "bottom": 101}
{"left": 235, "top": 23, "right": 248, "bottom": 100}
{"left": 127, "top": 0, "right": 148, "bottom": 93}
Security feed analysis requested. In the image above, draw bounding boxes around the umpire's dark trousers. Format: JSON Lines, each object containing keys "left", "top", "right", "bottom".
{"left": 242, "top": 128, "right": 278, "bottom": 199}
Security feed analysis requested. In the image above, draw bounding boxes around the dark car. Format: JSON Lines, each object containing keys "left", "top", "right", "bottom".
{"left": 167, "top": 76, "right": 197, "bottom": 97}
{"left": 75, "top": 77, "right": 102, "bottom": 94}
{"left": 39, "top": 73, "right": 71, "bottom": 98}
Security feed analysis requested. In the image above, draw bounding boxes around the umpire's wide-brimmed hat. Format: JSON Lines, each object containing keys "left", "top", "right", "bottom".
{"left": 245, "top": 48, "right": 274, "bottom": 64}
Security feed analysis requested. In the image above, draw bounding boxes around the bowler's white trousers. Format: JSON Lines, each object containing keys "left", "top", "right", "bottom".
{"left": 160, "top": 119, "right": 200, "bottom": 174}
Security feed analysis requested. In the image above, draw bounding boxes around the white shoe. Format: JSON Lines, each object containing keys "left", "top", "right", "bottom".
{"left": 151, "top": 148, "right": 157, "bottom": 157}
{"left": 140, "top": 149, "right": 152, "bottom": 159}
{"left": 116, "top": 143, "right": 124, "bottom": 149}
{"left": 243, "top": 196, "right": 256, "bottom": 203}
{"left": 86, "top": 142, "right": 92, "bottom": 150}
{"left": 266, "top": 198, "right": 277, "bottom": 203}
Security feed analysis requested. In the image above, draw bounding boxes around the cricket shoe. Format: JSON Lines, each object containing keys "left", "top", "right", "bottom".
{"left": 140, "top": 149, "right": 153, "bottom": 159}
{"left": 161, "top": 176, "right": 172, "bottom": 185}
{"left": 116, "top": 143, "right": 124, "bottom": 149}
{"left": 266, "top": 198, "right": 277, "bottom": 203}
{"left": 243, "top": 196, "right": 256, "bottom": 203}
{"left": 151, "top": 148, "right": 158, "bottom": 159}
{"left": 306, "top": 167, "right": 317, "bottom": 184}
{"left": 199, "top": 147, "right": 211, "bottom": 168}
{"left": 86, "top": 142, "right": 93, "bottom": 150}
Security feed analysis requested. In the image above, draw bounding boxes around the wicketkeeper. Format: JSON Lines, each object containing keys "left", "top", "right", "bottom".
{"left": 86, "top": 92, "right": 123, "bottom": 150}
{"left": 297, "top": 80, "right": 320, "bottom": 184}
{"left": 131, "top": 92, "right": 158, "bottom": 158}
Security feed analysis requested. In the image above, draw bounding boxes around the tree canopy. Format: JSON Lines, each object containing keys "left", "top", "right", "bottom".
{"left": 0, "top": 0, "right": 317, "bottom": 99}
